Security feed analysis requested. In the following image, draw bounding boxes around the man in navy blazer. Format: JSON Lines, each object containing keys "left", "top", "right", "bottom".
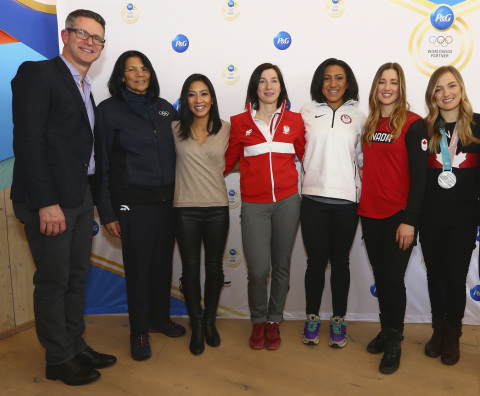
{"left": 11, "top": 9, "right": 116, "bottom": 386}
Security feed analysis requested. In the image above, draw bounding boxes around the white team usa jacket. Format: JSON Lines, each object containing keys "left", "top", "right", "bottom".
{"left": 300, "top": 100, "right": 367, "bottom": 203}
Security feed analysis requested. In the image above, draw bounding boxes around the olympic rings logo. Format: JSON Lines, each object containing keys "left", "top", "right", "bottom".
{"left": 429, "top": 36, "right": 453, "bottom": 47}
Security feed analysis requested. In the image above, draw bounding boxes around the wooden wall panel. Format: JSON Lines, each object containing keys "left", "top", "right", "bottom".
{"left": 0, "top": 189, "right": 15, "bottom": 332}
{"left": 4, "top": 187, "right": 35, "bottom": 326}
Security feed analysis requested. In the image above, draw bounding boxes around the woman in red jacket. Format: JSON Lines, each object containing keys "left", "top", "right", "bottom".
{"left": 358, "top": 62, "right": 428, "bottom": 374}
{"left": 225, "top": 63, "right": 305, "bottom": 350}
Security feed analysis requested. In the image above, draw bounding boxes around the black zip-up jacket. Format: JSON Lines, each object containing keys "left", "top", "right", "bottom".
{"left": 95, "top": 90, "right": 179, "bottom": 224}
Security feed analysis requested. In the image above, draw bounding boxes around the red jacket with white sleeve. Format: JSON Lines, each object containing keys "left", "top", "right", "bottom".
{"left": 225, "top": 101, "right": 306, "bottom": 203}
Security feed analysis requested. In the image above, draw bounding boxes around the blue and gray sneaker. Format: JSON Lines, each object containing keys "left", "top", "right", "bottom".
{"left": 131, "top": 333, "right": 151, "bottom": 360}
{"left": 329, "top": 316, "right": 347, "bottom": 348}
{"left": 302, "top": 314, "right": 320, "bottom": 345}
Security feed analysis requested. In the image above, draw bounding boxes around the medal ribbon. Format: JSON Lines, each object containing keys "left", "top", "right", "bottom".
{"left": 438, "top": 119, "right": 459, "bottom": 172}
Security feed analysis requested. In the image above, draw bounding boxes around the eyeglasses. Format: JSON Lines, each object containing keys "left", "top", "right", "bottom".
{"left": 125, "top": 67, "right": 151, "bottom": 73}
{"left": 66, "top": 28, "right": 105, "bottom": 46}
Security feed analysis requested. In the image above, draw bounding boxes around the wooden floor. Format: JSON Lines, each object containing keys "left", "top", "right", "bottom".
{"left": 1, "top": 317, "right": 479, "bottom": 395}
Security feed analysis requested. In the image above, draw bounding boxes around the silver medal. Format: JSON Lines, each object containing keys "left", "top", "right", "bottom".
{"left": 438, "top": 171, "right": 456, "bottom": 189}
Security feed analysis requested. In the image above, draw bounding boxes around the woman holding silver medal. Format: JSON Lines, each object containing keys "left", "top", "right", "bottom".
{"left": 358, "top": 62, "right": 428, "bottom": 374}
{"left": 420, "top": 66, "right": 480, "bottom": 366}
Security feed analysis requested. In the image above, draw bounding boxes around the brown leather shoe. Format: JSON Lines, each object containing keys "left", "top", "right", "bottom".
{"left": 46, "top": 358, "right": 100, "bottom": 386}
{"left": 441, "top": 323, "right": 462, "bottom": 365}
{"left": 425, "top": 318, "right": 445, "bottom": 358}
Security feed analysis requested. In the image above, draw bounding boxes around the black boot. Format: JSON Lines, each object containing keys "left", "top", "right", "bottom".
{"left": 203, "top": 276, "right": 224, "bottom": 347}
{"left": 180, "top": 277, "right": 205, "bottom": 355}
{"left": 379, "top": 327, "right": 403, "bottom": 374}
{"left": 441, "top": 322, "right": 462, "bottom": 365}
{"left": 425, "top": 317, "right": 445, "bottom": 358}
{"left": 367, "top": 314, "right": 389, "bottom": 354}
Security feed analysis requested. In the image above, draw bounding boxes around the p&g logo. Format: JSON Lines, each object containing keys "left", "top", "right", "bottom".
{"left": 93, "top": 221, "right": 99, "bottom": 236}
{"left": 273, "top": 31, "right": 291, "bottom": 50}
{"left": 173, "top": 98, "right": 181, "bottom": 112}
{"left": 224, "top": 248, "right": 242, "bottom": 267}
{"left": 470, "top": 285, "right": 480, "bottom": 301}
{"left": 430, "top": 5, "right": 454, "bottom": 31}
{"left": 172, "top": 34, "right": 189, "bottom": 53}
{"left": 370, "top": 283, "right": 377, "bottom": 298}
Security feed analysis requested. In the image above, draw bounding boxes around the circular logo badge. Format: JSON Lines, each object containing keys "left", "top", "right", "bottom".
{"left": 92, "top": 221, "right": 99, "bottom": 236}
{"left": 327, "top": 0, "right": 345, "bottom": 18}
{"left": 227, "top": 189, "right": 241, "bottom": 209}
{"left": 340, "top": 114, "right": 352, "bottom": 124}
{"left": 172, "top": 34, "right": 189, "bottom": 53}
{"left": 222, "top": 64, "right": 240, "bottom": 85}
{"left": 273, "top": 31, "right": 291, "bottom": 50}
{"left": 470, "top": 285, "right": 480, "bottom": 301}
{"left": 430, "top": 5, "right": 454, "bottom": 31}
{"left": 224, "top": 248, "right": 242, "bottom": 268}
{"left": 122, "top": 3, "right": 139, "bottom": 24}
{"left": 222, "top": 0, "right": 240, "bottom": 21}
{"left": 370, "top": 283, "right": 377, "bottom": 297}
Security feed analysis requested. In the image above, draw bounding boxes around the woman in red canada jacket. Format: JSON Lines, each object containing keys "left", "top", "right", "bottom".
{"left": 225, "top": 63, "right": 305, "bottom": 351}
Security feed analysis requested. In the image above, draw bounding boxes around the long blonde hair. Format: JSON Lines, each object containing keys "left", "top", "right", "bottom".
{"left": 362, "top": 63, "right": 409, "bottom": 146}
{"left": 424, "top": 66, "right": 478, "bottom": 153}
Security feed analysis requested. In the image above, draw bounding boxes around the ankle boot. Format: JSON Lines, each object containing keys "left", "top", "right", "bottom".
{"left": 441, "top": 322, "right": 462, "bottom": 365}
{"left": 202, "top": 276, "right": 224, "bottom": 347}
{"left": 367, "top": 313, "right": 390, "bottom": 354}
{"left": 379, "top": 327, "right": 403, "bottom": 374}
{"left": 425, "top": 317, "right": 445, "bottom": 358}
{"left": 180, "top": 277, "right": 205, "bottom": 355}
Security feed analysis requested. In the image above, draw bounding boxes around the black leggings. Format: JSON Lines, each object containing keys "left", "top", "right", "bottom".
{"left": 419, "top": 223, "right": 477, "bottom": 327}
{"left": 360, "top": 211, "right": 416, "bottom": 331}
{"left": 175, "top": 207, "right": 229, "bottom": 282}
{"left": 301, "top": 197, "right": 359, "bottom": 317}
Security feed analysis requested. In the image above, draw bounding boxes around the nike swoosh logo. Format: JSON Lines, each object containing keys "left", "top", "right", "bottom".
{"left": 315, "top": 115, "right": 325, "bottom": 118}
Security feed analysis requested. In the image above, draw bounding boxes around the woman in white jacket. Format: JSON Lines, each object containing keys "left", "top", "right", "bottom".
{"left": 300, "top": 58, "right": 366, "bottom": 348}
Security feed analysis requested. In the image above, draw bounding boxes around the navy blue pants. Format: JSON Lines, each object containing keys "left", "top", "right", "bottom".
{"left": 116, "top": 201, "right": 175, "bottom": 336}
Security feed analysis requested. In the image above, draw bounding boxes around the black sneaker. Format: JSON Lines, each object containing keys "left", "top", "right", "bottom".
{"left": 131, "top": 334, "right": 151, "bottom": 361}
{"left": 149, "top": 318, "right": 186, "bottom": 337}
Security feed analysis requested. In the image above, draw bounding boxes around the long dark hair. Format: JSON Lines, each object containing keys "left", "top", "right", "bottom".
{"left": 245, "top": 63, "right": 288, "bottom": 110}
{"left": 310, "top": 58, "right": 359, "bottom": 103}
{"left": 107, "top": 50, "right": 160, "bottom": 101}
{"left": 177, "top": 74, "right": 222, "bottom": 141}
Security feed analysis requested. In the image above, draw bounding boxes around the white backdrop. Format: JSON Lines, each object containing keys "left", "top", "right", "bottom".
{"left": 57, "top": 0, "right": 480, "bottom": 323}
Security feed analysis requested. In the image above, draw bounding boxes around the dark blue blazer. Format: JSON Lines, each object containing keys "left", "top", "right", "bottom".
{"left": 11, "top": 56, "right": 94, "bottom": 209}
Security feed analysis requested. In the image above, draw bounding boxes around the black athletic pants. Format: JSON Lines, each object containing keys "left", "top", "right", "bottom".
{"left": 301, "top": 197, "right": 359, "bottom": 317}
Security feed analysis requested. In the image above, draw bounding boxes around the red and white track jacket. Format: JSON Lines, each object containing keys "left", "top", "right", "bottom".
{"left": 225, "top": 101, "right": 306, "bottom": 203}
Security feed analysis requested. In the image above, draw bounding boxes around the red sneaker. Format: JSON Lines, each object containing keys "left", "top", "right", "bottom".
{"left": 265, "top": 322, "right": 281, "bottom": 350}
{"left": 249, "top": 322, "right": 267, "bottom": 349}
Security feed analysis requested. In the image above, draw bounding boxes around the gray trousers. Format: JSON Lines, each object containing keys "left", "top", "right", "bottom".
{"left": 13, "top": 185, "right": 93, "bottom": 365}
{"left": 241, "top": 193, "right": 301, "bottom": 323}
